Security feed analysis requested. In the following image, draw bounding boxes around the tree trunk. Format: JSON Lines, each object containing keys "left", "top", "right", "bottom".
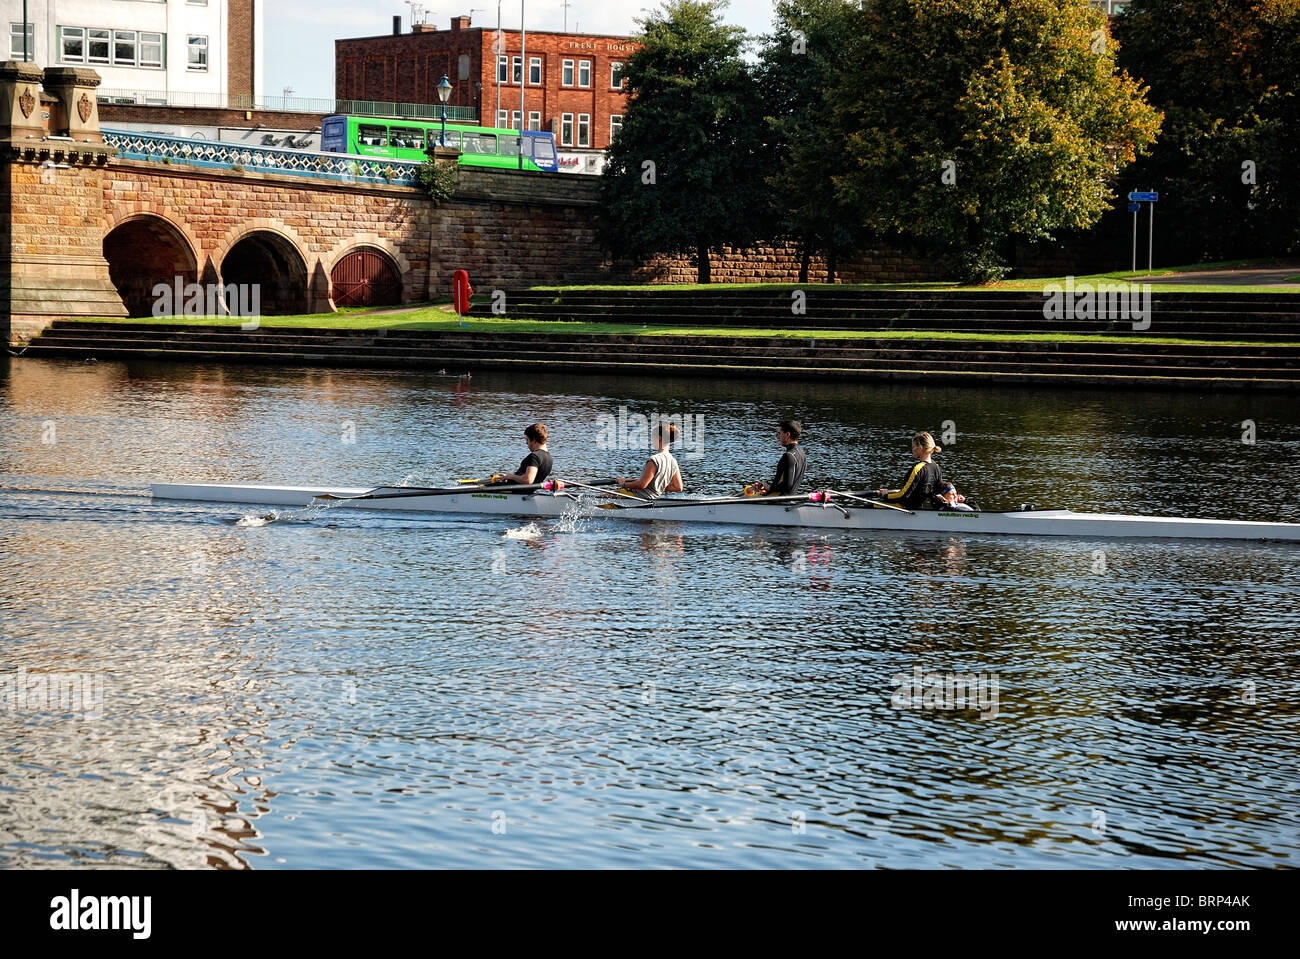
{"left": 826, "top": 247, "right": 838, "bottom": 285}
{"left": 798, "top": 239, "right": 811, "bottom": 285}
{"left": 696, "top": 240, "right": 711, "bottom": 284}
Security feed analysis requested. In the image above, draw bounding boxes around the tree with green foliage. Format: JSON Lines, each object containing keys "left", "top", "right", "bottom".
{"left": 757, "top": 0, "right": 861, "bottom": 282}
{"left": 1114, "top": 0, "right": 1300, "bottom": 262}
{"left": 828, "top": 0, "right": 1162, "bottom": 282}
{"left": 599, "top": 0, "right": 769, "bottom": 283}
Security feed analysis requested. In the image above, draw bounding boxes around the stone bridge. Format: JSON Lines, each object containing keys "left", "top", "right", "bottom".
{"left": 1, "top": 61, "right": 605, "bottom": 344}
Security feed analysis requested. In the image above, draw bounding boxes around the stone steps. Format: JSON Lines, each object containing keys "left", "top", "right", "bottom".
{"left": 18, "top": 321, "right": 1300, "bottom": 389}
{"left": 479, "top": 287, "right": 1300, "bottom": 337}
{"left": 27, "top": 326, "right": 1300, "bottom": 370}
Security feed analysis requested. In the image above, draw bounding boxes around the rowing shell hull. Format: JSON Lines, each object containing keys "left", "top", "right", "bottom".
{"left": 149, "top": 482, "right": 1300, "bottom": 542}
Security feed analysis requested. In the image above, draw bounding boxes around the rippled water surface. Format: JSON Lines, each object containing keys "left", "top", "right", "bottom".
{"left": 2, "top": 357, "right": 1299, "bottom": 868}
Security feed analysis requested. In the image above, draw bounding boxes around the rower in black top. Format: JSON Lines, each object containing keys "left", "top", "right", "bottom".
{"left": 877, "top": 431, "right": 946, "bottom": 510}
{"left": 493, "top": 422, "right": 553, "bottom": 485}
{"left": 749, "top": 420, "right": 806, "bottom": 497}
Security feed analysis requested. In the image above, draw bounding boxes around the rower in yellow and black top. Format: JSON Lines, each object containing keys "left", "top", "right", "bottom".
{"left": 877, "top": 431, "right": 946, "bottom": 510}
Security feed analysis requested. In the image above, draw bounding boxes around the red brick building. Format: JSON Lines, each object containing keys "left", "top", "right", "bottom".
{"left": 335, "top": 15, "right": 638, "bottom": 160}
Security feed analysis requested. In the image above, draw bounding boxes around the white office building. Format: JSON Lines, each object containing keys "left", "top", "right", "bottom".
{"left": 2, "top": 0, "right": 263, "bottom": 104}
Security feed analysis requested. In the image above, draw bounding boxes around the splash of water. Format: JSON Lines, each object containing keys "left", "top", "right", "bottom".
{"left": 503, "top": 523, "right": 544, "bottom": 540}
{"left": 235, "top": 511, "right": 279, "bottom": 527}
{"left": 552, "top": 498, "right": 591, "bottom": 535}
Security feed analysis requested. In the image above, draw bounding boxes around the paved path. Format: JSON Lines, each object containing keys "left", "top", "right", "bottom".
{"left": 1144, "top": 264, "right": 1300, "bottom": 286}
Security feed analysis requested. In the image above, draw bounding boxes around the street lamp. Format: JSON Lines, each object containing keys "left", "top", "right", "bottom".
{"left": 437, "top": 74, "right": 453, "bottom": 147}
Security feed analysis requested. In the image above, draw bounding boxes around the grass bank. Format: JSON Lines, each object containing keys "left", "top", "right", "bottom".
{"left": 533, "top": 260, "right": 1300, "bottom": 295}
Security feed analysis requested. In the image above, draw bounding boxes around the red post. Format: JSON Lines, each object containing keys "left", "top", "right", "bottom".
{"left": 453, "top": 269, "right": 473, "bottom": 320}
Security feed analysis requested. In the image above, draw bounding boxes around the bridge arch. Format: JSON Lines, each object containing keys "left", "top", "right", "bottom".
{"left": 102, "top": 214, "right": 201, "bottom": 317}
{"left": 328, "top": 245, "right": 405, "bottom": 308}
{"left": 324, "top": 234, "right": 411, "bottom": 309}
{"left": 218, "top": 229, "right": 312, "bottom": 315}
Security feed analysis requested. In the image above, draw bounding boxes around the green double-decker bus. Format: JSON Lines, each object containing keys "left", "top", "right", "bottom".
{"left": 321, "top": 115, "right": 558, "bottom": 172}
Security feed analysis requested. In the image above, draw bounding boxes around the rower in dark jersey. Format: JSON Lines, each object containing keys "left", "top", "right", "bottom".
{"left": 493, "top": 423, "right": 553, "bottom": 485}
{"left": 876, "top": 431, "right": 945, "bottom": 509}
{"left": 748, "top": 420, "right": 806, "bottom": 497}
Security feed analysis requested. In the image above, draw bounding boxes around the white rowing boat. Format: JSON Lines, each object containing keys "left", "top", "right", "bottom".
{"left": 149, "top": 481, "right": 1300, "bottom": 542}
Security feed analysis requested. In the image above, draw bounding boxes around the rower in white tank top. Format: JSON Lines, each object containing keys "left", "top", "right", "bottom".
{"left": 614, "top": 424, "right": 684, "bottom": 501}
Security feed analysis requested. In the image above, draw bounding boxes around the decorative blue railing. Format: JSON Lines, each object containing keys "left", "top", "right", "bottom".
{"left": 101, "top": 128, "right": 422, "bottom": 186}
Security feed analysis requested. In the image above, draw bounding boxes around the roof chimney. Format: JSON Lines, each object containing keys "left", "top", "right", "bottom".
{"left": 451, "top": 15, "right": 472, "bottom": 31}
{"left": 393, "top": 15, "right": 401, "bottom": 35}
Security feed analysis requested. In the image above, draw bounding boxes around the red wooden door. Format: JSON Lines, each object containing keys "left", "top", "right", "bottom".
{"left": 331, "top": 249, "right": 402, "bottom": 307}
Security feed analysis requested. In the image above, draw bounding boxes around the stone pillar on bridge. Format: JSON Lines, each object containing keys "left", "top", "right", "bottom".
{"left": 425, "top": 145, "right": 462, "bottom": 302}
{"left": 1, "top": 63, "right": 126, "bottom": 345}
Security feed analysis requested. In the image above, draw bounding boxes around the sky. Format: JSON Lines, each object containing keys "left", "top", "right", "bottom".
{"left": 264, "top": 0, "right": 779, "bottom": 100}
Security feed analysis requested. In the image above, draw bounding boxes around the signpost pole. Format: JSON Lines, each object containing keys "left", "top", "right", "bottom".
{"left": 1127, "top": 191, "right": 1159, "bottom": 273}
{"left": 1148, "top": 198, "right": 1154, "bottom": 272}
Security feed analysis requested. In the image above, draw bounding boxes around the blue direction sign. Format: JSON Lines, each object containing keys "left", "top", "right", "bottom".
{"left": 1129, "top": 191, "right": 1159, "bottom": 202}
{"left": 1128, "top": 203, "right": 1141, "bottom": 213}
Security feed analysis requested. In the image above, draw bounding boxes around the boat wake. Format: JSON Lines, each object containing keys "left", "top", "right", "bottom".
{"left": 503, "top": 522, "right": 545, "bottom": 540}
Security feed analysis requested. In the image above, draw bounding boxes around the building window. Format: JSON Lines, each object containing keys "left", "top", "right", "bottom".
{"left": 561, "top": 112, "right": 573, "bottom": 146}
{"left": 496, "top": 109, "right": 508, "bottom": 129}
{"left": 577, "top": 113, "right": 590, "bottom": 147}
{"left": 88, "top": 28, "right": 109, "bottom": 64}
{"left": 497, "top": 55, "right": 508, "bottom": 82}
{"left": 527, "top": 111, "right": 541, "bottom": 131}
{"left": 578, "top": 60, "right": 591, "bottom": 87}
{"left": 458, "top": 54, "right": 470, "bottom": 81}
{"left": 611, "top": 62, "right": 624, "bottom": 89}
{"left": 114, "top": 30, "right": 137, "bottom": 66}
{"left": 511, "top": 110, "right": 522, "bottom": 130}
{"left": 60, "top": 27, "right": 85, "bottom": 63}
{"left": 9, "top": 22, "right": 33, "bottom": 60}
{"left": 512, "top": 56, "right": 522, "bottom": 83}
{"left": 529, "top": 56, "right": 542, "bottom": 84}
{"left": 187, "top": 35, "right": 207, "bottom": 71}
{"left": 610, "top": 114, "right": 623, "bottom": 141}
{"left": 561, "top": 59, "right": 574, "bottom": 86}
{"left": 140, "top": 32, "right": 164, "bottom": 69}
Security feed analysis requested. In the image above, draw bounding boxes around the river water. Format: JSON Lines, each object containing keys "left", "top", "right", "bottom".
{"left": 2, "top": 356, "right": 1298, "bottom": 869}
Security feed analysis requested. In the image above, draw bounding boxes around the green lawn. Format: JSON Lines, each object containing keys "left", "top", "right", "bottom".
{"left": 62, "top": 309, "right": 1300, "bottom": 348}
{"left": 532, "top": 258, "right": 1300, "bottom": 295}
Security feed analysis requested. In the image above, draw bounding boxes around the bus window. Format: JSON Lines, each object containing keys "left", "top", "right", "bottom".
{"left": 390, "top": 126, "right": 425, "bottom": 150}
{"left": 499, "top": 136, "right": 521, "bottom": 157}
{"left": 358, "top": 124, "right": 388, "bottom": 148}
{"left": 461, "top": 132, "right": 497, "bottom": 154}
{"left": 440, "top": 130, "right": 461, "bottom": 148}
{"left": 530, "top": 137, "right": 555, "bottom": 163}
